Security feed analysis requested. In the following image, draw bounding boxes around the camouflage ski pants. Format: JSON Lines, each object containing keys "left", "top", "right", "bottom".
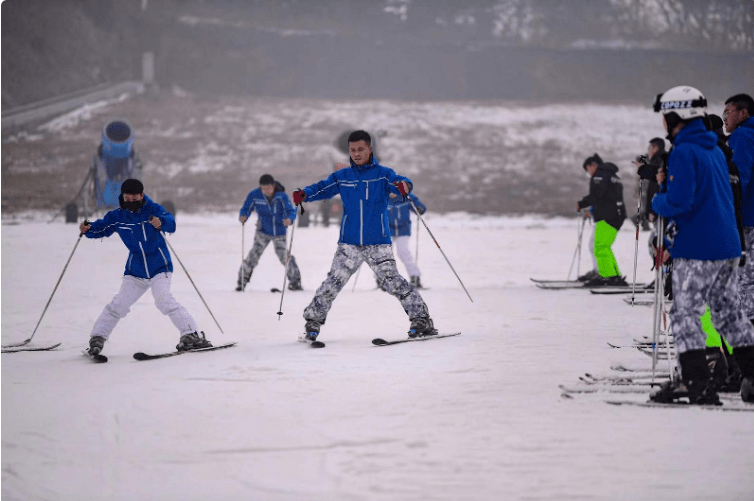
{"left": 670, "top": 257, "right": 754, "bottom": 354}
{"left": 237, "top": 231, "right": 300, "bottom": 286}
{"left": 303, "top": 243, "right": 430, "bottom": 325}
{"left": 739, "top": 227, "right": 754, "bottom": 320}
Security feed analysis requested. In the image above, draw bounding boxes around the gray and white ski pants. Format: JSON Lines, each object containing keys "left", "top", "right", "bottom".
{"left": 91, "top": 273, "right": 197, "bottom": 340}
{"left": 304, "top": 243, "right": 430, "bottom": 325}
{"left": 238, "top": 230, "right": 300, "bottom": 286}
{"left": 670, "top": 258, "right": 754, "bottom": 354}
{"left": 739, "top": 227, "right": 754, "bottom": 320}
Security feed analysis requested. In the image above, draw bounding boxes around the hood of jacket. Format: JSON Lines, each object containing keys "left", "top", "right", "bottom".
{"left": 673, "top": 118, "right": 718, "bottom": 150}
{"left": 598, "top": 162, "right": 619, "bottom": 175}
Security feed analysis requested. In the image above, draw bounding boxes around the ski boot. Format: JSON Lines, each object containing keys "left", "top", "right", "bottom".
{"left": 583, "top": 275, "right": 610, "bottom": 287}
{"left": 741, "top": 377, "right": 754, "bottom": 403}
{"left": 88, "top": 336, "right": 106, "bottom": 356}
{"left": 408, "top": 317, "right": 437, "bottom": 338}
{"left": 288, "top": 280, "right": 303, "bottom": 291}
{"left": 649, "top": 380, "right": 687, "bottom": 403}
{"left": 300, "top": 320, "right": 321, "bottom": 342}
{"left": 706, "top": 347, "right": 729, "bottom": 391}
{"left": 176, "top": 331, "right": 213, "bottom": 352}
{"left": 410, "top": 276, "right": 423, "bottom": 289}
{"left": 606, "top": 275, "right": 628, "bottom": 286}
{"left": 235, "top": 279, "right": 248, "bottom": 292}
{"left": 577, "top": 270, "right": 598, "bottom": 282}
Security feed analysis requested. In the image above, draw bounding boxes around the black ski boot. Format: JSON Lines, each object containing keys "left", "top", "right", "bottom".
{"left": 410, "top": 276, "right": 423, "bottom": 289}
{"left": 577, "top": 270, "right": 598, "bottom": 282}
{"left": 176, "top": 331, "right": 212, "bottom": 352}
{"left": 88, "top": 336, "right": 106, "bottom": 356}
{"left": 408, "top": 317, "right": 436, "bottom": 338}
{"left": 288, "top": 280, "right": 303, "bottom": 291}
{"left": 681, "top": 349, "right": 721, "bottom": 405}
{"left": 732, "top": 345, "right": 754, "bottom": 403}
{"left": 706, "top": 347, "right": 729, "bottom": 391}
{"left": 649, "top": 380, "right": 687, "bottom": 403}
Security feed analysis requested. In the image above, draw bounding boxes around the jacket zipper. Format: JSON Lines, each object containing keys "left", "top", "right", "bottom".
{"left": 365, "top": 180, "right": 369, "bottom": 200}
{"left": 359, "top": 199, "right": 364, "bottom": 245}
{"left": 158, "top": 248, "right": 169, "bottom": 270}
{"left": 138, "top": 241, "right": 151, "bottom": 278}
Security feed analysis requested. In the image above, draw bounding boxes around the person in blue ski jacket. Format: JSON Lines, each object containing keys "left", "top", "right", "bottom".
{"left": 648, "top": 86, "right": 754, "bottom": 405}
{"left": 237, "top": 174, "right": 301, "bottom": 291}
{"left": 379, "top": 192, "right": 427, "bottom": 289}
{"left": 723, "top": 93, "right": 754, "bottom": 326}
{"left": 79, "top": 179, "right": 211, "bottom": 357}
{"left": 292, "top": 130, "right": 435, "bottom": 343}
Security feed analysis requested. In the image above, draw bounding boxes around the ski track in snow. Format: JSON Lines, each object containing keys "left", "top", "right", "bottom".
{"left": 2, "top": 214, "right": 753, "bottom": 501}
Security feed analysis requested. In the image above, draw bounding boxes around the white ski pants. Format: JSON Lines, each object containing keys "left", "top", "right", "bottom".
{"left": 394, "top": 235, "right": 420, "bottom": 277}
{"left": 90, "top": 273, "right": 197, "bottom": 339}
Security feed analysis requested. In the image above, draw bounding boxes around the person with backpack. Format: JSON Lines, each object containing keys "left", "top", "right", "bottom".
{"left": 237, "top": 174, "right": 302, "bottom": 291}
{"left": 576, "top": 154, "right": 627, "bottom": 287}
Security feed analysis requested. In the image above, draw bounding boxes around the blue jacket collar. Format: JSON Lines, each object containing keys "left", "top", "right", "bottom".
{"left": 674, "top": 118, "right": 717, "bottom": 150}
{"left": 349, "top": 154, "right": 379, "bottom": 172}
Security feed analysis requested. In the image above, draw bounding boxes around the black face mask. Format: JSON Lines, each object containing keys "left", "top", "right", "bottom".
{"left": 120, "top": 198, "right": 144, "bottom": 212}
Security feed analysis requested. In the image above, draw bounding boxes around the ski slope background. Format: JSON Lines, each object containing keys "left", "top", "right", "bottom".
{"left": 3, "top": 212, "right": 753, "bottom": 501}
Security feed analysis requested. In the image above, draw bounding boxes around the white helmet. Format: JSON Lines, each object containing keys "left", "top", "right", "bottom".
{"left": 653, "top": 86, "right": 707, "bottom": 120}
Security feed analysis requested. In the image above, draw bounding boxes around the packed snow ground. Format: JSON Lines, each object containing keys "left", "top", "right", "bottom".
{"left": 2, "top": 213, "right": 753, "bottom": 501}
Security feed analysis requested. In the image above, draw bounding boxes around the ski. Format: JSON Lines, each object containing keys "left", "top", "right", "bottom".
{"left": 2, "top": 342, "right": 62, "bottom": 353}
{"left": 2, "top": 338, "right": 32, "bottom": 349}
{"left": 559, "top": 384, "right": 653, "bottom": 395}
{"left": 590, "top": 287, "right": 653, "bottom": 295}
{"left": 611, "top": 363, "right": 674, "bottom": 373}
{"left": 133, "top": 342, "right": 237, "bottom": 361}
{"left": 583, "top": 372, "right": 670, "bottom": 383}
{"left": 605, "top": 399, "right": 754, "bottom": 413}
{"left": 578, "top": 376, "right": 660, "bottom": 386}
{"left": 82, "top": 348, "right": 108, "bottom": 363}
{"left": 372, "top": 332, "right": 461, "bottom": 346}
{"left": 297, "top": 336, "right": 325, "bottom": 348}
{"left": 535, "top": 282, "right": 584, "bottom": 290}
{"left": 529, "top": 278, "right": 581, "bottom": 285}
{"left": 623, "top": 297, "right": 655, "bottom": 306}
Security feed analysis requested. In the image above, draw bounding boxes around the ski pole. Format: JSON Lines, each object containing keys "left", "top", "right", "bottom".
{"left": 415, "top": 217, "right": 420, "bottom": 266}
{"left": 407, "top": 198, "right": 473, "bottom": 303}
{"left": 277, "top": 209, "right": 299, "bottom": 319}
{"left": 160, "top": 232, "right": 224, "bottom": 334}
{"left": 18, "top": 231, "right": 85, "bottom": 347}
{"left": 241, "top": 222, "right": 246, "bottom": 293}
{"left": 351, "top": 263, "right": 361, "bottom": 292}
{"left": 567, "top": 213, "right": 587, "bottom": 280}
{"left": 651, "top": 216, "right": 664, "bottom": 384}
{"left": 629, "top": 182, "right": 643, "bottom": 305}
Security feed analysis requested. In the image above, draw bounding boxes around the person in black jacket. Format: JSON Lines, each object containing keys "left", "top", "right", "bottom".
{"left": 577, "top": 154, "right": 627, "bottom": 286}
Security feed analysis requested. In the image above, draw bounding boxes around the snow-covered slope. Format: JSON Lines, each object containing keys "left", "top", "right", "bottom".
{"left": 2, "top": 213, "right": 752, "bottom": 500}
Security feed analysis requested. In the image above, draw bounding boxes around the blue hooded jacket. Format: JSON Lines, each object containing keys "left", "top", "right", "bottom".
{"left": 728, "top": 116, "right": 754, "bottom": 227}
{"left": 302, "top": 156, "right": 412, "bottom": 245}
{"left": 652, "top": 118, "right": 741, "bottom": 260}
{"left": 387, "top": 193, "right": 426, "bottom": 237}
{"left": 239, "top": 185, "right": 297, "bottom": 237}
{"left": 85, "top": 195, "right": 175, "bottom": 279}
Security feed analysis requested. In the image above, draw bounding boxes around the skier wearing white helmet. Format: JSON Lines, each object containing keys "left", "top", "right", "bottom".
{"left": 649, "top": 86, "right": 754, "bottom": 405}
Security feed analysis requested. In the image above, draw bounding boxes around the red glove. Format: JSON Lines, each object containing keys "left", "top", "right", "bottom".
{"left": 393, "top": 181, "right": 410, "bottom": 197}
{"left": 293, "top": 189, "right": 306, "bottom": 206}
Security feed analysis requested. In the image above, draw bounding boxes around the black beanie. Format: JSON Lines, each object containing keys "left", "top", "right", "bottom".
{"left": 582, "top": 153, "right": 603, "bottom": 171}
{"left": 121, "top": 178, "right": 144, "bottom": 194}
{"left": 649, "top": 137, "right": 666, "bottom": 150}
{"left": 259, "top": 174, "right": 275, "bottom": 185}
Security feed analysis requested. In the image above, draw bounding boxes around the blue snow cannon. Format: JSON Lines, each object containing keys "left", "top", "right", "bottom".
{"left": 93, "top": 120, "right": 141, "bottom": 208}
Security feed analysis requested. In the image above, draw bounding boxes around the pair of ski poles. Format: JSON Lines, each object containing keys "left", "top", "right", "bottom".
{"left": 18, "top": 223, "right": 224, "bottom": 348}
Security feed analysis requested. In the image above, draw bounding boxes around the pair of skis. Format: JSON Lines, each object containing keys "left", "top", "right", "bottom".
{"left": 297, "top": 332, "right": 462, "bottom": 349}
{"left": 83, "top": 342, "right": 238, "bottom": 363}
{"left": 2, "top": 342, "right": 62, "bottom": 353}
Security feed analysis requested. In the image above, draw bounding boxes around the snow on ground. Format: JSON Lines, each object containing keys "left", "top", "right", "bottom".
{"left": 2, "top": 213, "right": 753, "bottom": 501}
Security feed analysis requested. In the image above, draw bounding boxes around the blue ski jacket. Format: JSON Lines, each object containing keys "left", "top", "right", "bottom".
{"left": 652, "top": 119, "right": 741, "bottom": 260}
{"left": 301, "top": 156, "right": 412, "bottom": 245}
{"left": 387, "top": 193, "right": 426, "bottom": 237}
{"left": 85, "top": 195, "right": 175, "bottom": 279}
{"left": 728, "top": 116, "right": 754, "bottom": 227}
{"left": 239, "top": 185, "right": 297, "bottom": 237}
